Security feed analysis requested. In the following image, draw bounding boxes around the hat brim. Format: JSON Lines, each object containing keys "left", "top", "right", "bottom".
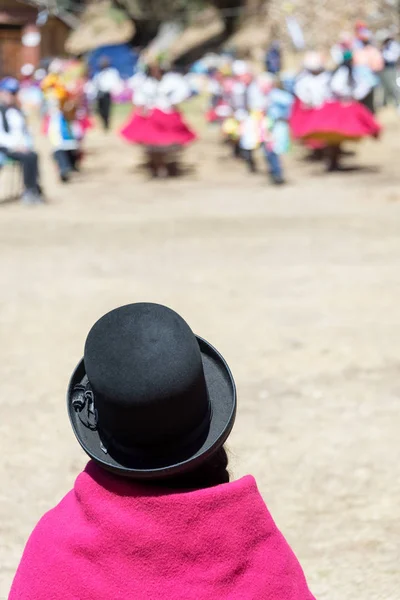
{"left": 67, "top": 336, "right": 236, "bottom": 479}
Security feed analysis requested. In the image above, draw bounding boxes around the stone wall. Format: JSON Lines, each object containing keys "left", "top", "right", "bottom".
{"left": 266, "top": 0, "right": 399, "bottom": 49}
{"left": 228, "top": 0, "right": 399, "bottom": 58}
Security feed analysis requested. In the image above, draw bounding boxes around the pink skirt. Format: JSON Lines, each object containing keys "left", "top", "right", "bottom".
{"left": 120, "top": 108, "right": 197, "bottom": 147}
{"left": 77, "top": 115, "right": 94, "bottom": 133}
{"left": 290, "top": 99, "right": 381, "bottom": 144}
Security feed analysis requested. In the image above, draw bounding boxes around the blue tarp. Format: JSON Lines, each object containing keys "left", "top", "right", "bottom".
{"left": 88, "top": 44, "right": 139, "bottom": 80}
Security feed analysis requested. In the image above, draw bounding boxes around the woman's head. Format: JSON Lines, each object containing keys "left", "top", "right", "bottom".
{"left": 68, "top": 303, "right": 236, "bottom": 485}
{"left": 342, "top": 49, "right": 353, "bottom": 66}
{"left": 357, "top": 28, "right": 373, "bottom": 46}
{"left": 148, "top": 63, "right": 163, "bottom": 80}
{"left": 0, "top": 77, "right": 20, "bottom": 105}
{"left": 303, "top": 51, "right": 325, "bottom": 75}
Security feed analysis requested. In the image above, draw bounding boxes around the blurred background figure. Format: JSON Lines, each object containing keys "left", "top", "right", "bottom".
{"left": 265, "top": 41, "right": 282, "bottom": 75}
{"left": 41, "top": 67, "right": 79, "bottom": 183}
{"left": 380, "top": 32, "right": 400, "bottom": 111}
{"left": 331, "top": 49, "right": 378, "bottom": 111}
{"left": 293, "top": 52, "right": 330, "bottom": 109}
{"left": 0, "top": 77, "right": 43, "bottom": 204}
{"left": 331, "top": 32, "right": 353, "bottom": 66}
{"left": 327, "top": 49, "right": 381, "bottom": 169}
{"left": 120, "top": 62, "right": 196, "bottom": 178}
{"left": 92, "top": 57, "right": 121, "bottom": 132}
{"left": 261, "top": 76, "right": 293, "bottom": 185}
{"left": 353, "top": 28, "right": 384, "bottom": 113}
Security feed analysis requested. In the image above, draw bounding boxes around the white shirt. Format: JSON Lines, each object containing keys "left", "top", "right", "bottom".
{"left": 0, "top": 106, "right": 32, "bottom": 150}
{"left": 330, "top": 65, "right": 374, "bottom": 101}
{"left": 247, "top": 81, "right": 267, "bottom": 112}
{"left": 239, "top": 112, "right": 260, "bottom": 150}
{"left": 208, "top": 79, "right": 222, "bottom": 96}
{"left": 129, "top": 71, "right": 147, "bottom": 93}
{"left": 133, "top": 74, "right": 191, "bottom": 112}
{"left": 382, "top": 40, "right": 400, "bottom": 65}
{"left": 294, "top": 71, "right": 331, "bottom": 107}
{"left": 93, "top": 68, "right": 121, "bottom": 94}
{"left": 231, "top": 81, "right": 247, "bottom": 110}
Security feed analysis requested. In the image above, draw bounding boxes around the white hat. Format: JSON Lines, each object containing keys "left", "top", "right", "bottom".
{"left": 303, "top": 51, "right": 324, "bottom": 72}
{"left": 215, "top": 104, "right": 232, "bottom": 118}
{"left": 232, "top": 60, "right": 249, "bottom": 76}
{"left": 234, "top": 108, "right": 248, "bottom": 121}
{"left": 34, "top": 68, "right": 47, "bottom": 81}
{"left": 49, "top": 58, "right": 63, "bottom": 74}
{"left": 21, "top": 63, "right": 35, "bottom": 77}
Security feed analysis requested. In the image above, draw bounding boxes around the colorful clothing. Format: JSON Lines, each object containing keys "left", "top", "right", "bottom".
{"left": 264, "top": 88, "right": 293, "bottom": 154}
{"left": 291, "top": 99, "right": 380, "bottom": 145}
{"left": 121, "top": 72, "right": 196, "bottom": 148}
{"left": 291, "top": 64, "right": 380, "bottom": 147}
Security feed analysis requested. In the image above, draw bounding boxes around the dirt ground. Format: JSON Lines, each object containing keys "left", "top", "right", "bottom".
{"left": 1, "top": 106, "right": 400, "bottom": 599}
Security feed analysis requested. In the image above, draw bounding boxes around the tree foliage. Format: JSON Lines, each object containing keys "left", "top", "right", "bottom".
{"left": 116, "top": 0, "right": 203, "bottom": 21}
{"left": 117, "top": 0, "right": 244, "bottom": 23}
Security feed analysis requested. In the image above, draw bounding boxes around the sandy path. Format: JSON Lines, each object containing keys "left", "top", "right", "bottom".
{"left": 1, "top": 110, "right": 400, "bottom": 599}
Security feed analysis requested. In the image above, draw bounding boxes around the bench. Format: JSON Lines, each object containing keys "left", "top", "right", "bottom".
{"left": 0, "top": 158, "right": 23, "bottom": 204}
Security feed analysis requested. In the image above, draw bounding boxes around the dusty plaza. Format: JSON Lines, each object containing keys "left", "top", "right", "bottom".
{"left": 1, "top": 109, "right": 400, "bottom": 599}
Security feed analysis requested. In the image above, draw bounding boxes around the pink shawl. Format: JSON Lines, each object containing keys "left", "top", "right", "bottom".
{"left": 9, "top": 462, "right": 316, "bottom": 599}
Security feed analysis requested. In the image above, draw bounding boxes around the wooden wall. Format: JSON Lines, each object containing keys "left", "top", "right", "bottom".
{"left": 41, "top": 18, "right": 71, "bottom": 60}
{"left": 0, "top": 1, "right": 71, "bottom": 77}
{"left": 0, "top": 26, "right": 22, "bottom": 77}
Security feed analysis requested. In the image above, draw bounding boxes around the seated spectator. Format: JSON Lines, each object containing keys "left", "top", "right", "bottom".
{"left": 0, "top": 77, "right": 43, "bottom": 204}
{"left": 9, "top": 303, "right": 316, "bottom": 600}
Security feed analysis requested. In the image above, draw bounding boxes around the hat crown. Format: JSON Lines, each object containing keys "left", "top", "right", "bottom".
{"left": 84, "top": 303, "right": 209, "bottom": 451}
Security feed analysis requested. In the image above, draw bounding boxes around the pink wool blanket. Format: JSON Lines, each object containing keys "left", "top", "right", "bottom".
{"left": 9, "top": 462, "right": 316, "bottom": 599}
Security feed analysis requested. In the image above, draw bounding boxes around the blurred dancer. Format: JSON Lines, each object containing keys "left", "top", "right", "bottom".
{"left": 220, "top": 63, "right": 256, "bottom": 160}
{"left": 0, "top": 77, "right": 43, "bottom": 204}
{"left": 261, "top": 78, "right": 293, "bottom": 185}
{"left": 381, "top": 33, "right": 400, "bottom": 109}
{"left": 120, "top": 63, "right": 196, "bottom": 177}
{"left": 330, "top": 32, "right": 353, "bottom": 66}
{"left": 41, "top": 71, "right": 79, "bottom": 183}
{"left": 293, "top": 52, "right": 330, "bottom": 109}
{"left": 353, "top": 29, "right": 383, "bottom": 113}
{"left": 326, "top": 49, "right": 381, "bottom": 169}
{"left": 290, "top": 51, "right": 331, "bottom": 158}
{"left": 292, "top": 50, "right": 381, "bottom": 171}
{"left": 238, "top": 109, "right": 260, "bottom": 173}
{"left": 92, "top": 57, "right": 120, "bottom": 131}
{"left": 265, "top": 41, "right": 282, "bottom": 75}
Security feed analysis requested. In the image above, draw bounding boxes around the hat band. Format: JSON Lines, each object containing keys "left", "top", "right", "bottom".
{"left": 98, "top": 400, "right": 213, "bottom": 460}
{"left": 72, "top": 377, "right": 213, "bottom": 459}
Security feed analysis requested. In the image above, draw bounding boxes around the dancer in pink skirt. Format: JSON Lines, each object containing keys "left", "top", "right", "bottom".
{"left": 291, "top": 51, "right": 380, "bottom": 170}
{"left": 121, "top": 64, "right": 197, "bottom": 177}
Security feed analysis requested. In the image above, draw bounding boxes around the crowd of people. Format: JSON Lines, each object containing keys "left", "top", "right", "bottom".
{"left": 204, "top": 22, "right": 399, "bottom": 181}
{"left": 0, "top": 20, "right": 399, "bottom": 202}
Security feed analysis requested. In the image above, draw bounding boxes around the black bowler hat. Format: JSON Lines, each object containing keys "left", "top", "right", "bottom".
{"left": 67, "top": 303, "right": 236, "bottom": 479}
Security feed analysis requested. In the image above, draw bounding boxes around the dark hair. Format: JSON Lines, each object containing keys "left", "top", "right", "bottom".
{"left": 154, "top": 447, "right": 230, "bottom": 490}
{"left": 331, "top": 59, "right": 354, "bottom": 92}
{"left": 99, "top": 56, "right": 110, "bottom": 70}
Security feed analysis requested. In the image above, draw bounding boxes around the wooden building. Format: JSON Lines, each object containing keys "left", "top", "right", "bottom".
{"left": 0, "top": 0, "right": 78, "bottom": 77}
